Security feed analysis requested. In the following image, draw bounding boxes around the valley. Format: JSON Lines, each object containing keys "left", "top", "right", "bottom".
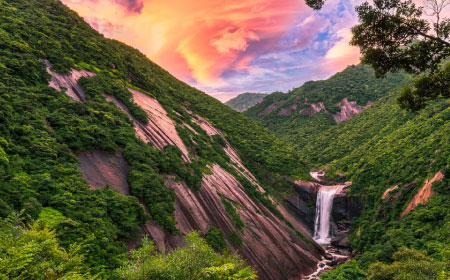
{"left": 0, "top": 0, "right": 449, "bottom": 279}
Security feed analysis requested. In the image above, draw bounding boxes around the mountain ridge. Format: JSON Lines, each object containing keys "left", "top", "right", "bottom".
{"left": 225, "top": 92, "right": 268, "bottom": 112}
{"left": 0, "top": 0, "right": 322, "bottom": 278}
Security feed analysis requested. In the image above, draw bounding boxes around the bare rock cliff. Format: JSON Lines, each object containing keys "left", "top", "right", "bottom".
{"left": 50, "top": 69, "right": 324, "bottom": 279}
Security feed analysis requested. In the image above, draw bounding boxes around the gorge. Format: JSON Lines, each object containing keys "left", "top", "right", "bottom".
{"left": 1, "top": 1, "right": 450, "bottom": 279}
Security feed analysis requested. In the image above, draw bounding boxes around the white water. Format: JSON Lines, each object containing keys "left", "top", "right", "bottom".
{"left": 313, "top": 186, "right": 340, "bottom": 244}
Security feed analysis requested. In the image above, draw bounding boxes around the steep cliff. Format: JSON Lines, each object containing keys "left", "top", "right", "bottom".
{"left": 0, "top": 0, "right": 321, "bottom": 278}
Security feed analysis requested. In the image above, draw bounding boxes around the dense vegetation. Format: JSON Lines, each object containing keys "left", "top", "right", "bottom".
{"left": 276, "top": 71, "right": 450, "bottom": 278}
{"left": 245, "top": 65, "right": 408, "bottom": 150}
{"left": 225, "top": 93, "right": 268, "bottom": 112}
{"left": 0, "top": 215, "right": 256, "bottom": 280}
{"left": 0, "top": 0, "right": 312, "bottom": 277}
{"left": 117, "top": 232, "right": 257, "bottom": 280}
{"left": 244, "top": 52, "right": 450, "bottom": 279}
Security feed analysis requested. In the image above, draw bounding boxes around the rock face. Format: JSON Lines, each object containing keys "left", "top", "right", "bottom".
{"left": 401, "top": 171, "right": 444, "bottom": 219}
{"left": 44, "top": 60, "right": 96, "bottom": 102}
{"left": 77, "top": 149, "right": 130, "bottom": 195}
{"left": 261, "top": 97, "right": 372, "bottom": 123}
{"left": 287, "top": 174, "right": 362, "bottom": 248}
{"left": 129, "top": 88, "right": 191, "bottom": 162}
{"left": 331, "top": 187, "right": 363, "bottom": 241}
{"left": 300, "top": 102, "right": 327, "bottom": 116}
{"left": 287, "top": 181, "right": 322, "bottom": 230}
{"left": 60, "top": 75, "right": 324, "bottom": 278}
{"left": 105, "top": 91, "right": 191, "bottom": 162}
{"left": 165, "top": 164, "right": 323, "bottom": 279}
{"left": 332, "top": 98, "right": 372, "bottom": 123}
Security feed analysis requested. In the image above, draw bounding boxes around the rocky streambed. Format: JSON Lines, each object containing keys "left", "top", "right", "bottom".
{"left": 288, "top": 168, "right": 362, "bottom": 279}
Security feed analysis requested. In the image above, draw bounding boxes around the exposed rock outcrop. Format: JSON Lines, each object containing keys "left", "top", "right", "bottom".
{"left": 300, "top": 102, "right": 327, "bottom": 116}
{"left": 382, "top": 185, "right": 399, "bottom": 200}
{"left": 166, "top": 164, "right": 323, "bottom": 279}
{"left": 401, "top": 171, "right": 444, "bottom": 219}
{"left": 332, "top": 98, "right": 372, "bottom": 123}
{"left": 75, "top": 88, "right": 324, "bottom": 279}
{"left": 105, "top": 90, "right": 191, "bottom": 162}
{"left": 77, "top": 149, "right": 130, "bottom": 195}
{"left": 279, "top": 103, "right": 298, "bottom": 115}
{"left": 44, "top": 60, "right": 96, "bottom": 102}
{"left": 130, "top": 88, "right": 191, "bottom": 162}
{"left": 262, "top": 96, "right": 372, "bottom": 123}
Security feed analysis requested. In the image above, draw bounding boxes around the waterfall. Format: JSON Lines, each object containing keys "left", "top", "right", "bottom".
{"left": 313, "top": 186, "right": 340, "bottom": 244}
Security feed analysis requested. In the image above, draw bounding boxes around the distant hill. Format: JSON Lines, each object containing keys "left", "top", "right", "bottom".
{"left": 225, "top": 92, "right": 268, "bottom": 112}
{"left": 245, "top": 65, "right": 408, "bottom": 151}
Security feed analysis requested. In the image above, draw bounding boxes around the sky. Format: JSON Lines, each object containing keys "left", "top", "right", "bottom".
{"left": 61, "top": 0, "right": 362, "bottom": 101}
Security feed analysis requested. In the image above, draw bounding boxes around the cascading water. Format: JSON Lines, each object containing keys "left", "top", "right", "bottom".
{"left": 313, "top": 186, "right": 340, "bottom": 244}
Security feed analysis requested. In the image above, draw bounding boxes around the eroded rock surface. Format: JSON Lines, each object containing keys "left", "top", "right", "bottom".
{"left": 401, "top": 171, "right": 444, "bottom": 218}
{"left": 82, "top": 90, "right": 324, "bottom": 278}
{"left": 77, "top": 149, "right": 130, "bottom": 195}
{"left": 166, "top": 164, "right": 323, "bottom": 279}
{"left": 382, "top": 185, "right": 399, "bottom": 200}
{"left": 332, "top": 98, "right": 372, "bottom": 123}
{"left": 44, "top": 60, "right": 96, "bottom": 102}
{"left": 192, "top": 115, "right": 261, "bottom": 188}
{"left": 105, "top": 90, "right": 190, "bottom": 162}
{"left": 300, "top": 102, "right": 327, "bottom": 116}
{"left": 261, "top": 97, "right": 372, "bottom": 123}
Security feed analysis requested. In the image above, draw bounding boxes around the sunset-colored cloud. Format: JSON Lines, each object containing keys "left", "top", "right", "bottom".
{"left": 61, "top": 0, "right": 363, "bottom": 101}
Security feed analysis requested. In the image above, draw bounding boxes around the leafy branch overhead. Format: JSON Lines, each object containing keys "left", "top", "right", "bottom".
{"left": 305, "top": 0, "right": 450, "bottom": 111}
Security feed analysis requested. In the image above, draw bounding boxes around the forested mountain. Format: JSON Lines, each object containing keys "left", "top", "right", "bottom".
{"left": 246, "top": 61, "right": 450, "bottom": 278}
{"left": 245, "top": 65, "right": 409, "bottom": 150}
{"left": 0, "top": 0, "right": 322, "bottom": 279}
{"left": 317, "top": 78, "right": 450, "bottom": 279}
{"left": 225, "top": 93, "right": 267, "bottom": 112}
{"left": 2, "top": 0, "right": 450, "bottom": 279}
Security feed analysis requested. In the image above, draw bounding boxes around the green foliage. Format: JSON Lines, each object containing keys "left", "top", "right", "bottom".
{"left": 37, "top": 207, "right": 67, "bottom": 229}
{"left": 245, "top": 65, "right": 408, "bottom": 155}
{"left": 205, "top": 226, "right": 227, "bottom": 252}
{"left": 0, "top": 0, "right": 309, "bottom": 276}
{"left": 220, "top": 195, "right": 245, "bottom": 230}
{"left": 229, "top": 231, "right": 243, "bottom": 248}
{"left": 116, "top": 232, "right": 256, "bottom": 280}
{"left": 320, "top": 260, "right": 365, "bottom": 280}
{"left": 0, "top": 213, "right": 94, "bottom": 280}
{"left": 397, "top": 63, "right": 450, "bottom": 111}
{"left": 79, "top": 75, "right": 148, "bottom": 124}
{"left": 270, "top": 73, "right": 450, "bottom": 276}
{"left": 366, "top": 247, "right": 449, "bottom": 280}
{"left": 202, "top": 263, "right": 258, "bottom": 280}
{"left": 305, "top": 0, "right": 450, "bottom": 111}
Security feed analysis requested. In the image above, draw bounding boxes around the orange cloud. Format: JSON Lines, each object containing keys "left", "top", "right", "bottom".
{"left": 62, "top": 0, "right": 307, "bottom": 85}
{"left": 322, "top": 29, "right": 360, "bottom": 73}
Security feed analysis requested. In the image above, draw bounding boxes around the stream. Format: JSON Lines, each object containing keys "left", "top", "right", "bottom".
{"left": 303, "top": 171, "right": 351, "bottom": 280}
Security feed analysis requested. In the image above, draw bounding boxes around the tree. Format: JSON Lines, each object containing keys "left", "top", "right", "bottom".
{"left": 0, "top": 213, "right": 94, "bottom": 280}
{"left": 116, "top": 232, "right": 257, "bottom": 280}
{"left": 304, "top": 0, "right": 450, "bottom": 111}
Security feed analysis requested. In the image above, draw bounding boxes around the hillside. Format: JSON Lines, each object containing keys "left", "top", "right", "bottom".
{"left": 291, "top": 77, "right": 450, "bottom": 278}
{"left": 244, "top": 61, "right": 450, "bottom": 278}
{"left": 225, "top": 92, "right": 267, "bottom": 112}
{"left": 245, "top": 65, "right": 408, "bottom": 151}
{"left": 320, "top": 89, "right": 450, "bottom": 278}
{"left": 0, "top": 0, "right": 322, "bottom": 279}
